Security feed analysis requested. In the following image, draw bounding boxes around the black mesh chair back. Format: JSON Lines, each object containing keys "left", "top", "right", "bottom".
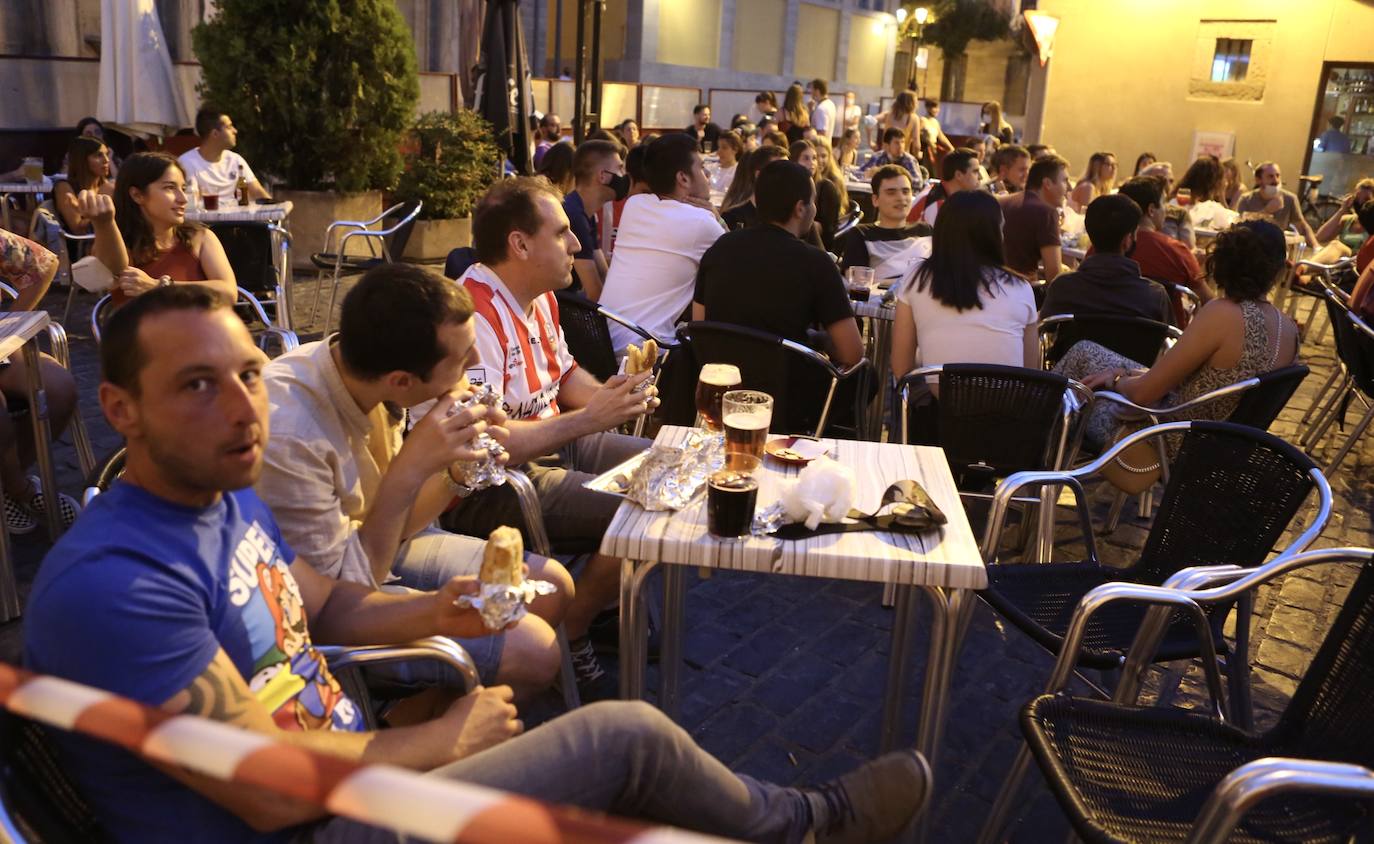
{"left": 904, "top": 365, "right": 1072, "bottom": 485}
{"left": 553, "top": 290, "right": 618, "bottom": 382}
{"left": 444, "top": 246, "right": 478, "bottom": 280}
{"left": 1226, "top": 363, "right": 1310, "bottom": 430}
{"left": 1132, "top": 421, "right": 1317, "bottom": 585}
{"left": 210, "top": 223, "right": 278, "bottom": 324}
{"left": 0, "top": 711, "right": 106, "bottom": 842}
{"left": 1346, "top": 312, "right": 1374, "bottom": 397}
{"left": 1275, "top": 558, "right": 1374, "bottom": 765}
{"left": 1043, "top": 314, "right": 1172, "bottom": 369}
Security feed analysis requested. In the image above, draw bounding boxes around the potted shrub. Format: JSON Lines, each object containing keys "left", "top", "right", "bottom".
{"left": 192, "top": 0, "right": 419, "bottom": 268}
{"left": 395, "top": 110, "right": 504, "bottom": 262}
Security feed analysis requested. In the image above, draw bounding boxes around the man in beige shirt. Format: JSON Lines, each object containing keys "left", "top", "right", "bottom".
{"left": 257, "top": 264, "right": 570, "bottom": 696}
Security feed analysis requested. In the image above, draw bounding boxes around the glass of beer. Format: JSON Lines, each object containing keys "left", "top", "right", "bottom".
{"left": 722, "top": 390, "right": 772, "bottom": 474}
{"left": 695, "top": 363, "right": 741, "bottom": 432}
{"left": 20, "top": 158, "right": 42, "bottom": 184}
{"left": 707, "top": 470, "right": 758, "bottom": 539}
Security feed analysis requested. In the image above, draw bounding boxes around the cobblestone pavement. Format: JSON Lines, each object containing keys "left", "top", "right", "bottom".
{"left": 2, "top": 276, "right": 1371, "bottom": 842}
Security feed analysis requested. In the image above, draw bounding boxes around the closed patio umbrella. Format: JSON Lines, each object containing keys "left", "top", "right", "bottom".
{"left": 96, "top": 0, "right": 190, "bottom": 139}
{"left": 475, "top": 0, "right": 533, "bottom": 174}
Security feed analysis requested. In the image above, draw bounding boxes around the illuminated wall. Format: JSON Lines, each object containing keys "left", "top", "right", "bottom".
{"left": 795, "top": 3, "right": 839, "bottom": 82}
{"left": 656, "top": 0, "right": 722, "bottom": 68}
{"left": 734, "top": 0, "right": 787, "bottom": 77}
{"left": 848, "top": 13, "right": 893, "bottom": 88}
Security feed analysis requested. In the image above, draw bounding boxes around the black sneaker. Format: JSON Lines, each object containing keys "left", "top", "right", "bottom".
{"left": 568, "top": 636, "right": 618, "bottom": 702}
{"left": 804, "top": 750, "right": 932, "bottom": 844}
{"left": 588, "top": 608, "right": 661, "bottom": 662}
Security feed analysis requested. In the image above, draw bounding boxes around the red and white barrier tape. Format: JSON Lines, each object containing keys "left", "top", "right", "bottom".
{"left": 0, "top": 662, "right": 733, "bottom": 844}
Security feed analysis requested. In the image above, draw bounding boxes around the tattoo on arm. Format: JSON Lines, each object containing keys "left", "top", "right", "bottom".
{"left": 182, "top": 655, "right": 258, "bottom": 723}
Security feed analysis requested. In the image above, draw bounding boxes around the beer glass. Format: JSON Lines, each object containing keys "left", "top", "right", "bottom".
{"left": 20, "top": 158, "right": 43, "bottom": 184}
{"left": 695, "top": 363, "right": 741, "bottom": 432}
{"left": 722, "top": 390, "right": 772, "bottom": 473}
{"left": 707, "top": 470, "right": 758, "bottom": 538}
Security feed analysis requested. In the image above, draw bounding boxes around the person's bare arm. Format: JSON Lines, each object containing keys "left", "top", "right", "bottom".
{"left": 1314, "top": 197, "right": 1353, "bottom": 244}
{"left": 247, "top": 180, "right": 271, "bottom": 201}
{"left": 189, "top": 229, "right": 239, "bottom": 301}
{"left": 1022, "top": 321, "right": 1040, "bottom": 369}
{"left": 154, "top": 650, "right": 521, "bottom": 832}
{"left": 825, "top": 316, "right": 864, "bottom": 367}
{"left": 53, "top": 183, "right": 89, "bottom": 233}
{"left": 79, "top": 190, "right": 129, "bottom": 275}
{"left": 1297, "top": 210, "right": 1320, "bottom": 250}
{"left": 1094, "top": 301, "right": 1229, "bottom": 406}
{"left": 1040, "top": 244, "right": 1064, "bottom": 281}
{"left": 889, "top": 300, "right": 917, "bottom": 382}
{"left": 691, "top": 301, "right": 706, "bottom": 321}
{"left": 573, "top": 257, "right": 603, "bottom": 301}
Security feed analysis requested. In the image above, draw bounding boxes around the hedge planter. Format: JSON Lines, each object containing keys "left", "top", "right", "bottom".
{"left": 276, "top": 189, "right": 383, "bottom": 271}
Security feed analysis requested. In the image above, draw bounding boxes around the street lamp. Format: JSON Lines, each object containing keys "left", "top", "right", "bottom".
{"left": 895, "top": 6, "right": 930, "bottom": 93}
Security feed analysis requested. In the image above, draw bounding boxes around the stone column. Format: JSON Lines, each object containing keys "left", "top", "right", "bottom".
{"left": 781, "top": 0, "right": 799, "bottom": 79}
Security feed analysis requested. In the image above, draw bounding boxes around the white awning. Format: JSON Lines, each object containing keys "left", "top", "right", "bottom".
{"left": 96, "top": 0, "right": 190, "bottom": 139}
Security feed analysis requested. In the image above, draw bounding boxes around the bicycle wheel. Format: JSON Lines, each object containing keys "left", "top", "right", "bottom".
{"left": 1305, "top": 197, "right": 1342, "bottom": 231}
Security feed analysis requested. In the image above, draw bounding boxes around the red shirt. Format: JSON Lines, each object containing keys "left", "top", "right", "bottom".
{"left": 1357, "top": 236, "right": 1374, "bottom": 275}
{"left": 1129, "top": 228, "right": 1205, "bottom": 325}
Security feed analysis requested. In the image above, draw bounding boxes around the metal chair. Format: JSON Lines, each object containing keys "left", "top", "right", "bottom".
{"left": 1298, "top": 284, "right": 1357, "bottom": 440}
{"left": 1303, "top": 306, "right": 1374, "bottom": 476}
{"left": 0, "top": 282, "right": 96, "bottom": 479}
{"left": 981, "top": 547, "right": 1374, "bottom": 844}
{"left": 897, "top": 364, "right": 1092, "bottom": 559}
{"left": 27, "top": 203, "right": 95, "bottom": 327}
{"left": 90, "top": 290, "right": 299, "bottom": 357}
{"left": 309, "top": 201, "right": 422, "bottom": 333}
{"left": 1038, "top": 313, "right": 1182, "bottom": 370}
{"left": 1090, "top": 363, "right": 1311, "bottom": 531}
{"left": 1288, "top": 255, "right": 1356, "bottom": 342}
{"left": 674, "top": 320, "right": 872, "bottom": 438}
{"left": 1145, "top": 277, "right": 1203, "bottom": 326}
{"left": 212, "top": 221, "right": 295, "bottom": 332}
{"left": 834, "top": 200, "right": 862, "bottom": 240}
{"left": 978, "top": 421, "right": 1329, "bottom": 721}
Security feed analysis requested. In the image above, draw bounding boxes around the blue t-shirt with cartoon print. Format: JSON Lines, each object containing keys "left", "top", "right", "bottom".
{"left": 23, "top": 482, "right": 363, "bottom": 843}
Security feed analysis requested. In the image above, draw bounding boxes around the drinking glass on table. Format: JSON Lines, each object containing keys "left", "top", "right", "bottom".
{"left": 20, "top": 158, "right": 43, "bottom": 184}
{"left": 722, "top": 390, "right": 772, "bottom": 474}
{"left": 707, "top": 470, "right": 758, "bottom": 538}
{"left": 696, "top": 363, "right": 741, "bottom": 432}
{"left": 846, "top": 266, "right": 875, "bottom": 301}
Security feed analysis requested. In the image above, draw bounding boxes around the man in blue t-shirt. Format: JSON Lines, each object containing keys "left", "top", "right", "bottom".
{"left": 562, "top": 139, "right": 626, "bottom": 300}
{"left": 23, "top": 285, "right": 930, "bottom": 843}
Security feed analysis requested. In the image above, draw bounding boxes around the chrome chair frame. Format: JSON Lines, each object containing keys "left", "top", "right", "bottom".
{"left": 1305, "top": 308, "right": 1374, "bottom": 476}
{"left": 977, "top": 545, "right": 1361, "bottom": 844}
{"left": 312, "top": 202, "right": 423, "bottom": 333}
{"left": 90, "top": 289, "right": 299, "bottom": 357}
{"left": 1037, "top": 313, "right": 1183, "bottom": 371}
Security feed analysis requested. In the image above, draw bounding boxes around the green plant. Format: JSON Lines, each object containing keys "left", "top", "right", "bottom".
{"left": 395, "top": 111, "right": 504, "bottom": 220}
{"left": 923, "top": 0, "right": 1010, "bottom": 58}
{"left": 192, "top": 0, "right": 419, "bottom": 192}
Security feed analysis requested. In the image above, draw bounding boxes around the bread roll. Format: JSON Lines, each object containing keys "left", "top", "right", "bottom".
{"left": 479, "top": 526, "right": 524, "bottom": 586}
{"left": 625, "top": 339, "right": 658, "bottom": 375}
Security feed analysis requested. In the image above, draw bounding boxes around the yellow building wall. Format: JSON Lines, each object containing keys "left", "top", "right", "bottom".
{"left": 847, "top": 13, "right": 891, "bottom": 88}
{"left": 734, "top": 0, "right": 787, "bottom": 77}
{"left": 1034, "top": 0, "right": 1374, "bottom": 189}
{"left": 795, "top": 3, "right": 840, "bottom": 82}
{"left": 546, "top": 0, "right": 627, "bottom": 64}
{"left": 657, "top": 0, "right": 722, "bottom": 68}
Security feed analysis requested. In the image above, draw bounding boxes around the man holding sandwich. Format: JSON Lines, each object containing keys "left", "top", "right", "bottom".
{"left": 447, "top": 176, "right": 660, "bottom": 700}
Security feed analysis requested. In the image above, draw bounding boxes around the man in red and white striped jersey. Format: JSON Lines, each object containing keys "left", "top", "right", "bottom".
{"left": 447, "top": 176, "right": 659, "bottom": 700}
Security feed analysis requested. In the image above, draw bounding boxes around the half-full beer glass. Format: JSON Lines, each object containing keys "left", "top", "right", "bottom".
{"left": 722, "top": 390, "right": 772, "bottom": 473}
{"left": 695, "top": 363, "right": 741, "bottom": 432}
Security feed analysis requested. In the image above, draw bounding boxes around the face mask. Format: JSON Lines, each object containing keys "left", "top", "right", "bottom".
{"left": 1260, "top": 184, "right": 1279, "bottom": 199}
{"left": 605, "top": 171, "right": 631, "bottom": 201}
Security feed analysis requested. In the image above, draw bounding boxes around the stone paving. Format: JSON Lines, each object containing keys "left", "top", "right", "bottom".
{"left": 1, "top": 275, "right": 1371, "bottom": 842}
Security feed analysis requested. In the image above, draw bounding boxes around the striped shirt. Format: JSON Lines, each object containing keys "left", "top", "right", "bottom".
{"left": 462, "top": 263, "right": 578, "bottom": 421}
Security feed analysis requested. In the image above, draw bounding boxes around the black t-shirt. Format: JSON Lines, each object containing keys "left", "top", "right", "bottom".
{"left": 839, "top": 222, "right": 932, "bottom": 272}
{"left": 686, "top": 122, "right": 722, "bottom": 151}
{"left": 722, "top": 201, "right": 757, "bottom": 231}
{"left": 1039, "top": 254, "right": 1171, "bottom": 324}
{"left": 694, "top": 224, "right": 854, "bottom": 347}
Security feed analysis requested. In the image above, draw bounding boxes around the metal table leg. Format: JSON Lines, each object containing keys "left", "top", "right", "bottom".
{"left": 658, "top": 564, "right": 687, "bottom": 720}
{"left": 879, "top": 584, "right": 919, "bottom": 751}
{"left": 0, "top": 472, "right": 17, "bottom": 622}
{"left": 22, "top": 340, "right": 60, "bottom": 541}
{"left": 618, "top": 558, "right": 658, "bottom": 701}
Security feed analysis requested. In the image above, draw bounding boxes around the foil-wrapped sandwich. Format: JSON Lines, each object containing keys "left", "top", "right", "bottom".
{"left": 447, "top": 382, "right": 508, "bottom": 492}
{"left": 455, "top": 526, "right": 557, "bottom": 630}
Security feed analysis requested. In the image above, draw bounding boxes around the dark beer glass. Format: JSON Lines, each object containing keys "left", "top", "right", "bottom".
{"left": 695, "top": 363, "right": 741, "bottom": 432}
{"left": 722, "top": 390, "right": 772, "bottom": 473}
{"left": 707, "top": 470, "right": 758, "bottom": 538}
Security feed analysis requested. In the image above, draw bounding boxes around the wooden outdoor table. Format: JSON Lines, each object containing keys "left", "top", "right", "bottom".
{"left": 603, "top": 425, "right": 986, "bottom": 781}
{"left": 0, "top": 310, "right": 63, "bottom": 622}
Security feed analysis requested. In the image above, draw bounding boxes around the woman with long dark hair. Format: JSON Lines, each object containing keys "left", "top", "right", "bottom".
{"left": 890, "top": 190, "right": 1038, "bottom": 382}
{"left": 86, "top": 152, "right": 236, "bottom": 307}
{"left": 53, "top": 136, "right": 114, "bottom": 239}
{"left": 779, "top": 84, "right": 810, "bottom": 144}
{"left": 1056, "top": 220, "right": 1298, "bottom": 448}
{"left": 1171, "top": 154, "right": 1226, "bottom": 205}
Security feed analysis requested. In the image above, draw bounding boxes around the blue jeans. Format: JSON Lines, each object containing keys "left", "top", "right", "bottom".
{"left": 305, "top": 702, "right": 810, "bottom": 844}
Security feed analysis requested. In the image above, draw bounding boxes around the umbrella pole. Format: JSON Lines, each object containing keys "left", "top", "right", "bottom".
{"left": 573, "top": 0, "right": 586, "bottom": 144}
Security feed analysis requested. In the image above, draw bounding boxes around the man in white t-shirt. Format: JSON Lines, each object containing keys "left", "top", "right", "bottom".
{"left": 597, "top": 133, "right": 726, "bottom": 352}
{"left": 807, "top": 78, "right": 837, "bottom": 143}
{"left": 178, "top": 108, "right": 270, "bottom": 205}
{"left": 450, "top": 176, "right": 659, "bottom": 700}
